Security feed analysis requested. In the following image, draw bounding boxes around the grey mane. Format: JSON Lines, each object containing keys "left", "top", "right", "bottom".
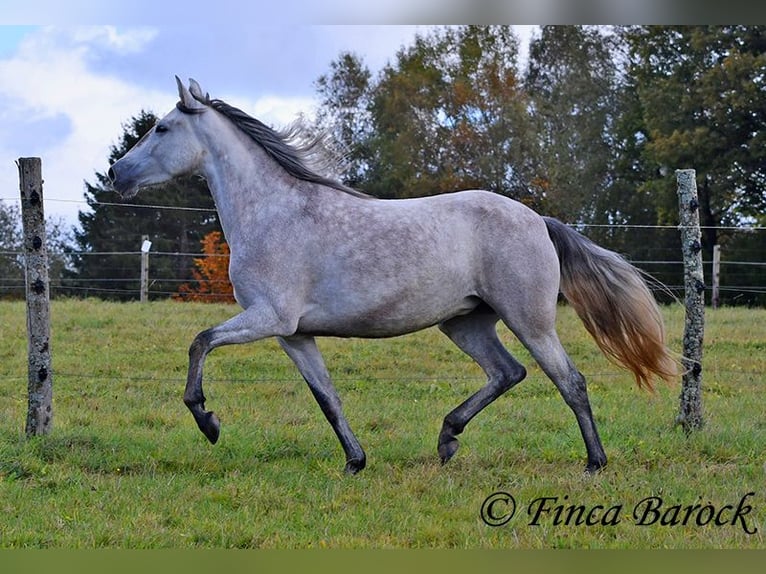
{"left": 178, "top": 97, "right": 370, "bottom": 199}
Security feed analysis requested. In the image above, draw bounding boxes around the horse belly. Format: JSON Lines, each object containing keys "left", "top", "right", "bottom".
{"left": 297, "top": 277, "right": 481, "bottom": 338}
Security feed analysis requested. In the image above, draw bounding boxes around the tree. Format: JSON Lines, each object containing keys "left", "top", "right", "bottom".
{"left": 524, "top": 25, "right": 623, "bottom": 223}
{"left": 349, "top": 26, "right": 530, "bottom": 199}
{"left": 588, "top": 66, "right": 684, "bottom": 298}
{"left": 439, "top": 26, "right": 534, "bottom": 201}
{"left": 1, "top": 201, "right": 73, "bottom": 299}
{"left": 174, "top": 231, "right": 235, "bottom": 303}
{"left": 314, "top": 52, "right": 374, "bottom": 188}
{"left": 364, "top": 31, "right": 451, "bottom": 198}
{"left": 624, "top": 25, "right": 766, "bottom": 254}
{"left": 69, "top": 111, "right": 221, "bottom": 300}
{"left": 0, "top": 203, "right": 24, "bottom": 297}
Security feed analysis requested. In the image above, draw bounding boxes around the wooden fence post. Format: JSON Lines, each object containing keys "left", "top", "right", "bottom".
{"left": 140, "top": 235, "right": 151, "bottom": 303}
{"left": 18, "top": 157, "right": 53, "bottom": 437}
{"left": 675, "top": 169, "right": 704, "bottom": 432}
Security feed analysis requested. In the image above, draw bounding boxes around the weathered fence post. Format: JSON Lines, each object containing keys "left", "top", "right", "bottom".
{"left": 140, "top": 235, "right": 151, "bottom": 303}
{"left": 675, "top": 169, "right": 704, "bottom": 432}
{"left": 18, "top": 157, "right": 53, "bottom": 437}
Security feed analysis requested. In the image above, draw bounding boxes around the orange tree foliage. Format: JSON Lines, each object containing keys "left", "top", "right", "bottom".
{"left": 175, "top": 231, "right": 235, "bottom": 303}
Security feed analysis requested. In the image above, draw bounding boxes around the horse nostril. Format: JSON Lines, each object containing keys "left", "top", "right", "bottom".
{"left": 108, "top": 167, "right": 116, "bottom": 182}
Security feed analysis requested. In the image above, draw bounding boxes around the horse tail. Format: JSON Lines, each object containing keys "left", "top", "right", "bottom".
{"left": 543, "top": 217, "right": 678, "bottom": 390}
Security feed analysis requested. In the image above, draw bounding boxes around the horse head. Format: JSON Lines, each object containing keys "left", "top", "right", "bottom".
{"left": 109, "top": 77, "right": 209, "bottom": 199}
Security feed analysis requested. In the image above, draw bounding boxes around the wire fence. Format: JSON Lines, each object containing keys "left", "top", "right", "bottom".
{"left": 1, "top": 196, "right": 765, "bottom": 304}
{"left": 2, "top": 252, "right": 764, "bottom": 304}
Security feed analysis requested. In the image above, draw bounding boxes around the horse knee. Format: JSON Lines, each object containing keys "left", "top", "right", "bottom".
{"left": 496, "top": 363, "right": 527, "bottom": 393}
{"left": 189, "top": 329, "right": 213, "bottom": 359}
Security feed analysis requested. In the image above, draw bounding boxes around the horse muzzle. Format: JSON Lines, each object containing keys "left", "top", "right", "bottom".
{"left": 108, "top": 163, "right": 139, "bottom": 200}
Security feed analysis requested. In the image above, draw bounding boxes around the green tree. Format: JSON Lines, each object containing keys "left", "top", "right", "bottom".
{"left": 0, "top": 203, "right": 24, "bottom": 297}
{"left": 625, "top": 25, "right": 766, "bottom": 252}
{"left": 439, "top": 26, "right": 533, "bottom": 201}
{"left": 361, "top": 26, "right": 530, "bottom": 199}
{"left": 314, "top": 51, "right": 374, "bottom": 188}
{"left": 69, "top": 110, "right": 220, "bottom": 300}
{"left": 590, "top": 66, "right": 684, "bottom": 298}
{"left": 524, "top": 25, "right": 623, "bottom": 223}
{"left": 1, "top": 202, "right": 73, "bottom": 299}
{"left": 365, "top": 31, "right": 449, "bottom": 198}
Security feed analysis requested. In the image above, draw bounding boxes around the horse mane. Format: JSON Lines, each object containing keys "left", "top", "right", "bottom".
{"left": 178, "top": 94, "right": 371, "bottom": 199}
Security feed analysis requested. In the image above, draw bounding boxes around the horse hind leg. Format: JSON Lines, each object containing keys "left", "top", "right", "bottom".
{"left": 437, "top": 311, "right": 527, "bottom": 464}
{"left": 518, "top": 330, "right": 607, "bottom": 473}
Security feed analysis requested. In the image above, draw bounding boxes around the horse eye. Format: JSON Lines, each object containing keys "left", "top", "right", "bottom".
{"left": 155, "top": 124, "right": 168, "bottom": 134}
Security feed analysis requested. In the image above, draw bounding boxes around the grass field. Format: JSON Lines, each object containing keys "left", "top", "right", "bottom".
{"left": 0, "top": 299, "right": 763, "bottom": 548}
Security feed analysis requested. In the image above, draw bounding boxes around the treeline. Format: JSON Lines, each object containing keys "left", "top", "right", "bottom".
{"left": 1, "top": 25, "right": 764, "bottom": 304}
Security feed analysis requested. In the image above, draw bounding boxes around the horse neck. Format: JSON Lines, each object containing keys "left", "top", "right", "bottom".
{"left": 198, "top": 120, "right": 293, "bottom": 242}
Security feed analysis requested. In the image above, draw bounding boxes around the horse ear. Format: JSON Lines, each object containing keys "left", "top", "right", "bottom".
{"left": 175, "top": 75, "right": 205, "bottom": 112}
{"left": 188, "top": 78, "right": 210, "bottom": 104}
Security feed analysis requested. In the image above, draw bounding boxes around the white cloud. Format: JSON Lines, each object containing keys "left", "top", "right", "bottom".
{"left": 0, "top": 27, "right": 319, "bottom": 228}
{"left": 238, "top": 95, "right": 318, "bottom": 128}
{"left": 71, "top": 26, "right": 159, "bottom": 54}
{"left": 0, "top": 27, "right": 172, "bottom": 225}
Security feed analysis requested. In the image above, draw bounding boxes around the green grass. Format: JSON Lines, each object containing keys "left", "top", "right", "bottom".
{"left": 0, "top": 299, "right": 763, "bottom": 548}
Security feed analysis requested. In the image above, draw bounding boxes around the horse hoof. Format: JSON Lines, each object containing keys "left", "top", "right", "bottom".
{"left": 438, "top": 439, "right": 459, "bottom": 464}
{"left": 585, "top": 457, "right": 607, "bottom": 474}
{"left": 344, "top": 457, "right": 366, "bottom": 475}
{"left": 199, "top": 411, "right": 221, "bottom": 445}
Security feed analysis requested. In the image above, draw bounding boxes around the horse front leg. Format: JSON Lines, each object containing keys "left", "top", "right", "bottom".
{"left": 278, "top": 335, "right": 366, "bottom": 474}
{"left": 186, "top": 328, "right": 221, "bottom": 444}
{"left": 184, "top": 305, "right": 291, "bottom": 444}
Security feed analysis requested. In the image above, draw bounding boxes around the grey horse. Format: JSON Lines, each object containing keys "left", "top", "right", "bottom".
{"left": 109, "top": 77, "right": 677, "bottom": 474}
